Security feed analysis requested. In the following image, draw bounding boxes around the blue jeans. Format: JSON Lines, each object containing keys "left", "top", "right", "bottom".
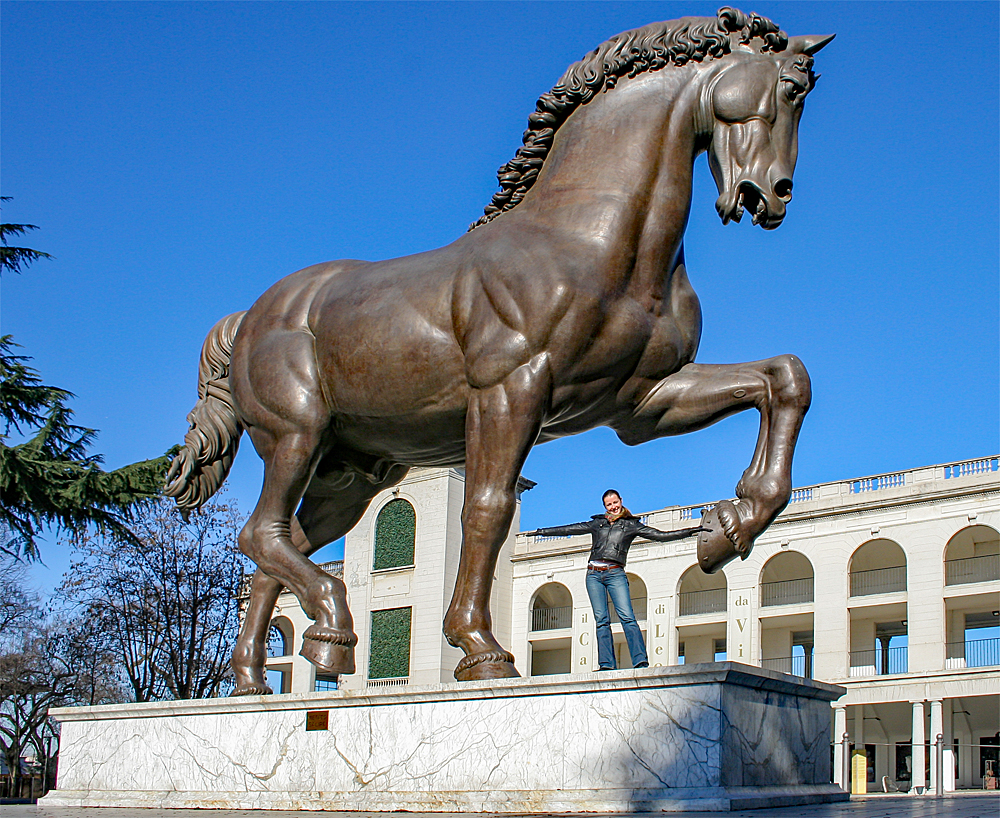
{"left": 586, "top": 567, "right": 647, "bottom": 670}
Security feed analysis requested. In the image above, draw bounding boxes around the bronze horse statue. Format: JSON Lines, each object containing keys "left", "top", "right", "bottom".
{"left": 166, "top": 7, "right": 831, "bottom": 692}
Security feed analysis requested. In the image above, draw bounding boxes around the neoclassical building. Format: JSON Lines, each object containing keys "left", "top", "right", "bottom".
{"left": 258, "top": 456, "right": 999, "bottom": 793}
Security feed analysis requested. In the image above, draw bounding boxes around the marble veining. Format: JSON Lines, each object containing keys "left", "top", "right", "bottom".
{"left": 45, "top": 664, "right": 847, "bottom": 812}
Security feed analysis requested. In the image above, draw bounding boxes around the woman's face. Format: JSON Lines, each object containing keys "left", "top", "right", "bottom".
{"left": 603, "top": 493, "right": 623, "bottom": 515}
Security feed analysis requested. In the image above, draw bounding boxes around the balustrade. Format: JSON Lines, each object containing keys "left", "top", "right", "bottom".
{"left": 679, "top": 505, "right": 709, "bottom": 521}
{"left": 945, "top": 554, "right": 1000, "bottom": 586}
{"left": 531, "top": 605, "right": 572, "bottom": 631}
{"left": 319, "top": 559, "right": 344, "bottom": 578}
{"left": 849, "top": 565, "right": 906, "bottom": 597}
{"left": 945, "top": 637, "right": 999, "bottom": 669}
{"left": 760, "top": 577, "right": 814, "bottom": 607}
{"left": 761, "top": 654, "right": 812, "bottom": 678}
{"left": 849, "top": 472, "right": 906, "bottom": 494}
{"left": 849, "top": 645, "right": 907, "bottom": 677}
{"left": 678, "top": 588, "right": 727, "bottom": 616}
{"left": 945, "top": 457, "right": 998, "bottom": 478}
{"left": 367, "top": 676, "right": 409, "bottom": 688}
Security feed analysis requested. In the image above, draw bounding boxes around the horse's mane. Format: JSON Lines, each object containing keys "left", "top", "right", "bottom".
{"left": 469, "top": 7, "right": 787, "bottom": 231}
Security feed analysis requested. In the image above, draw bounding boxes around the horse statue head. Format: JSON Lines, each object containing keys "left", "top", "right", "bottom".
{"left": 704, "top": 12, "right": 834, "bottom": 229}
{"left": 472, "top": 7, "right": 833, "bottom": 234}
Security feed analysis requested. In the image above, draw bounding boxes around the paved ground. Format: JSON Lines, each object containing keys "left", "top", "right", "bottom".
{"left": 5, "top": 793, "right": 999, "bottom": 818}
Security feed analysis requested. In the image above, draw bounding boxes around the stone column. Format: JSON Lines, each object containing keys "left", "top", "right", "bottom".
{"left": 958, "top": 710, "right": 973, "bottom": 789}
{"left": 812, "top": 538, "right": 850, "bottom": 681}
{"left": 666, "top": 600, "right": 680, "bottom": 665}
{"left": 929, "top": 699, "right": 943, "bottom": 793}
{"left": 833, "top": 705, "right": 847, "bottom": 789}
{"left": 943, "top": 700, "right": 956, "bottom": 792}
{"left": 288, "top": 656, "right": 317, "bottom": 693}
{"left": 571, "top": 604, "right": 595, "bottom": 673}
{"left": 647, "top": 598, "right": 671, "bottom": 667}
{"left": 911, "top": 700, "right": 926, "bottom": 793}
{"left": 728, "top": 587, "right": 753, "bottom": 663}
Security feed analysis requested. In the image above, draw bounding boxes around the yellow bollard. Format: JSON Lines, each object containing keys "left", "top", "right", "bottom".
{"left": 851, "top": 749, "right": 868, "bottom": 794}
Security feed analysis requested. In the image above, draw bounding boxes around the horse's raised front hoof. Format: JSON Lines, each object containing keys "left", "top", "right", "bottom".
{"left": 300, "top": 625, "right": 357, "bottom": 674}
{"left": 698, "top": 500, "right": 750, "bottom": 574}
{"left": 453, "top": 650, "right": 520, "bottom": 682}
{"left": 231, "top": 681, "right": 273, "bottom": 697}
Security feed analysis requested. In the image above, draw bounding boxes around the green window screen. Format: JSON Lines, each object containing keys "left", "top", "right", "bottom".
{"left": 369, "top": 607, "right": 412, "bottom": 679}
{"left": 373, "top": 498, "right": 416, "bottom": 570}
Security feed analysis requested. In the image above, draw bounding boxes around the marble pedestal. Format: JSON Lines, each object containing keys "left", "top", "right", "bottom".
{"left": 44, "top": 663, "right": 846, "bottom": 812}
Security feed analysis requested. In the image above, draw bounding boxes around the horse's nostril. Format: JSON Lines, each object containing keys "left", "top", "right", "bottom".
{"left": 774, "top": 178, "right": 793, "bottom": 200}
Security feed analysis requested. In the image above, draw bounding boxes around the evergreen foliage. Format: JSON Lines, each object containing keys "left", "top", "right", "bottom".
{"left": 0, "top": 203, "right": 171, "bottom": 558}
{"left": 0, "top": 337, "right": 173, "bottom": 558}
{"left": 368, "top": 606, "right": 412, "bottom": 679}
{"left": 373, "top": 498, "right": 416, "bottom": 570}
{"left": 0, "top": 197, "right": 52, "bottom": 276}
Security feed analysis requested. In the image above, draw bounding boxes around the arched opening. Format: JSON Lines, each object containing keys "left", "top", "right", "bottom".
{"left": 530, "top": 582, "right": 572, "bottom": 631}
{"left": 265, "top": 616, "right": 294, "bottom": 693}
{"left": 944, "top": 525, "right": 999, "bottom": 586}
{"left": 529, "top": 582, "right": 573, "bottom": 677}
{"left": 849, "top": 539, "right": 906, "bottom": 597}
{"left": 760, "top": 551, "right": 814, "bottom": 607}
{"left": 373, "top": 498, "right": 416, "bottom": 570}
{"left": 676, "top": 564, "right": 727, "bottom": 665}
{"left": 849, "top": 540, "right": 908, "bottom": 677}
{"left": 267, "top": 617, "right": 293, "bottom": 657}
{"left": 944, "top": 526, "right": 1000, "bottom": 669}
{"left": 759, "top": 552, "right": 814, "bottom": 677}
{"left": 677, "top": 564, "right": 727, "bottom": 616}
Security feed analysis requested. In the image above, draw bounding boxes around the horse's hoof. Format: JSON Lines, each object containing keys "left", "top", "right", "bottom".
{"left": 697, "top": 500, "right": 749, "bottom": 574}
{"left": 453, "top": 650, "right": 520, "bottom": 681}
{"left": 231, "top": 682, "right": 272, "bottom": 696}
{"left": 300, "top": 625, "right": 357, "bottom": 674}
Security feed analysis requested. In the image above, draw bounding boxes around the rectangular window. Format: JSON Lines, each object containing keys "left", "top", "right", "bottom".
{"left": 714, "top": 638, "right": 727, "bottom": 661}
{"left": 369, "top": 606, "right": 412, "bottom": 679}
{"left": 314, "top": 674, "right": 338, "bottom": 692}
{"left": 266, "top": 668, "right": 287, "bottom": 694}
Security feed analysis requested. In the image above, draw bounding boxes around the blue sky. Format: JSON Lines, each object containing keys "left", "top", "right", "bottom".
{"left": 3, "top": 2, "right": 997, "bottom": 591}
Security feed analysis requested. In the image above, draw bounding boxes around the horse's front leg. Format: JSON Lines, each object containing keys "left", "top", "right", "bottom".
{"left": 623, "top": 354, "right": 811, "bottom": 572}
{"left": 444, "top": 359, "right": 548, "bottom": 681}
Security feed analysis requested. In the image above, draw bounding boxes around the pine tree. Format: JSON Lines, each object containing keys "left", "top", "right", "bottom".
{"left": 0, "top": 197, "right": 53, "bottom": 275}
{"left": 0, "top": 338, "right": 174, "bottom": 558}
{"left": 0, "top": 199, "right": 173, "bottom": 558}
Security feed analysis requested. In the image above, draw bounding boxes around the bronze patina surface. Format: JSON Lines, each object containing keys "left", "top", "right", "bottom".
{"left": 166, "top": 7, "right": 830, "bottom": 692}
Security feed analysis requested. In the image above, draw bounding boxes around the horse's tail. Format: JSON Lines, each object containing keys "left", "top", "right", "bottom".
{"left": 164, "top": 311, "right": 247, "bottom": 517}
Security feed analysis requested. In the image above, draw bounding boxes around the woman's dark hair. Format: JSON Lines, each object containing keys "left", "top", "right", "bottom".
{"left": 602, "top": 489, "right": 621, "bottom": 502}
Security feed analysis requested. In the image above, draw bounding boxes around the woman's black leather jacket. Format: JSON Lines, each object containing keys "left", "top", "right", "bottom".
{"left": 531, "top": 515, "right": 702, "bottom": 567}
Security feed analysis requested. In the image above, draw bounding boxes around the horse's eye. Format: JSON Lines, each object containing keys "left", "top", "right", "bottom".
{"left": 781, "top": 79, "right": 805, "bottom": 101}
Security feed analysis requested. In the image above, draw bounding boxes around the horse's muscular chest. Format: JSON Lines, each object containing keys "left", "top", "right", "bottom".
{"left": 458, "top": 258, "right": 698, "bottom": 406}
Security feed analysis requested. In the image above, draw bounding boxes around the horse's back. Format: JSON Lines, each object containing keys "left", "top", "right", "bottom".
{"left": 308, "top": 244, "right": 469, "bottom": 412}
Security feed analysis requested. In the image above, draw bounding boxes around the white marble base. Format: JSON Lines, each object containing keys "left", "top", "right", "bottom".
{"left": 44, "top": 663, "right": 847, "bottom": 812}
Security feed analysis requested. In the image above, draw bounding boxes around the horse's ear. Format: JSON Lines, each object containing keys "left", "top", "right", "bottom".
{"left": 787, "top": 34, "right": 835, "bottom": 55}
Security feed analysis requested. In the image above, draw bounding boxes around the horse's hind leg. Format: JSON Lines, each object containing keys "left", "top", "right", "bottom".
{"left": 232, "top": 464, "right": 409, "bottom": 695}
{"left": 238, "top": 428, "right": 349, "bottom": 665}
{"left": 233, "top": 334, "right": 358, "bottom": 679}
{"left": 623, "top": 354, "right": 811, "bottom": 572}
